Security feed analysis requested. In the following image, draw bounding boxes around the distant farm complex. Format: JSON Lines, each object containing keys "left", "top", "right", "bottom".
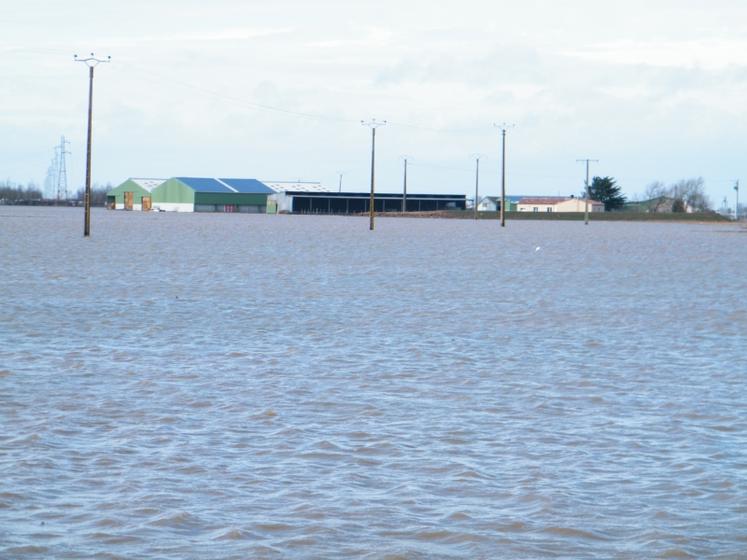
{"left": 107, "top": 177, "right": 467, "bottom": 214}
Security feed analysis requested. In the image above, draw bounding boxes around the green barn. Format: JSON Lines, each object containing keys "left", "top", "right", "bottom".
{"left": 107, "top": 178, "right": 165, "bottom": 210}
{"left": 150, "top": 177, "right": 274, "bottom": 213}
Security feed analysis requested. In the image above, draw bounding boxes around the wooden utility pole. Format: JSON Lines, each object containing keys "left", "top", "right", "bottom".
{"left": 474, "top": 156, "right": 480, "bottom": 219}
{"left": 577, "top": 158, "right": 599, "bottom": 225}
{"left": 402, "top": 157, "right": 408, "bottom": 213}
{"left": 501, "top": 129, "right": 506, "bottom": 226}
{"left": 361, "top": 119, "right": 386, "bottom": 230}
{"left": 494, "top": 123, "right": 514, "bottom": 227}
{"left": 735, "top": 180, "right": 740, "bottom": 221}
{"left": 75, "top": 53, "right": 110, "bottom": 237}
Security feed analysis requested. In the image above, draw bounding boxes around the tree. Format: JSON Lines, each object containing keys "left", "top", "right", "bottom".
{"left": 640, "top": 177, "right": 713, "bottom": 213}
{"left": 589, "top": 176, "right": 626, "bottom": 211}
{"left": 672, "top": 177, "right": 711, "bottom": 212}
{"left": 642, "top": 181, "right": 668, "bottom": 212}
{"left": 75, "top": 182, "right": 112, "bottom": 206}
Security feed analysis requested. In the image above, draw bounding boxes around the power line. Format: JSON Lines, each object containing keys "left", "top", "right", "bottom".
{"left": 120, "top": 61, "right": 493, "bottom": 134}
{"left": 408, "top": 161, "right": 473, "bottom": 172}
{"left": 120, "top": 60, "right": 357, "bottom": 125}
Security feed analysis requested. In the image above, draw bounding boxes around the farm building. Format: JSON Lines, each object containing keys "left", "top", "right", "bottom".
{"left": 477, "top": 195, "right": 523, "bottom": 212}
{"left": 623, "top": 197, "right": 695, "bottom": 213}
{"left": 264, "top": 181, "right": 329, "bottom": 213}
{"left": 150, "top": 177, "right": 274, "bottom": 213}
{"left": 516, "top": 196, "right": 605, "bottom": 213}
{"left": 275, "top": 190, "right": 467, "bottom": 214}
{"left": 107, "top": 178, "right": 165, "bottom": 210}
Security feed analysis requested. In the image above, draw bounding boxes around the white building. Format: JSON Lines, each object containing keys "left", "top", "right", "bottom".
{"left": 263, "top": 181, "right": 331, "bottom": 213}
{"left": 517, "top": 196, "right": 605, "bottom": 213}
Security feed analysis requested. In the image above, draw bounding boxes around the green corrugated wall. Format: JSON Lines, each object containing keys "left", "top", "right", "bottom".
{"left": 194, "top": 192, "right": 268, "bottom": 206}
{"left": 151, "top": 178, "right": 195, "bottom": 204}
{"left": 107, "top": 179, "right": 152, "bottom": 205}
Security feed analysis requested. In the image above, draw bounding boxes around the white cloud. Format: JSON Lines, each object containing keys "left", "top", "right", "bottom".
{"left": 1, "top": 0, "right": 747, "bottom": 204}
{"left": 562, "top": 39, "right": 747, "bottom": 70}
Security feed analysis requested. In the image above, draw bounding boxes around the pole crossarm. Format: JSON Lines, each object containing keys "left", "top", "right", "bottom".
{"left": 361, "top": 119, "right": 387, "bottom": 129}
{"left": 74, "top": 53, "right": 111, "bottom": 67}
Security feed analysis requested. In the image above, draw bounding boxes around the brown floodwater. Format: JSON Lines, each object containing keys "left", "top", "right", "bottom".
{"left": 1, "top": 206, "right": 746, "bottom": 558}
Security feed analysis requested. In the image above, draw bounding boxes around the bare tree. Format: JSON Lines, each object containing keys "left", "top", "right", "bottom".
{"left": 643, "top": 178, "right": 712, "bottom": 212}
{"left": 672, "top": 177, "right": 711, "bottom": 212}
{"left": 644, "top": 181, "right": 669, "bottom": 212}
{"left": 75, "top": 182, "right": 112, "bottom": 206}
{"left": 0, "top": 180, "right": 44, "bottom": 204}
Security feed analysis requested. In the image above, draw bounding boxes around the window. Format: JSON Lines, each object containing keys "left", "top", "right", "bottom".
{"left": 546, "top": 207, "right": 552, "bottom": 212}
{"left": 533, "top": 207, "right": 539, "bottom": 212}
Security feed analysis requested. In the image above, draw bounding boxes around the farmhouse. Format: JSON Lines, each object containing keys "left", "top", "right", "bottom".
{"left": 516, "top": 196, "right": 604, "bottom": 213}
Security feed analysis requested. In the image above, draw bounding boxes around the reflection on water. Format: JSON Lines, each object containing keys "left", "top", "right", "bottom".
{"left": 1, "top": 207, "right": 746, "bottom": 558}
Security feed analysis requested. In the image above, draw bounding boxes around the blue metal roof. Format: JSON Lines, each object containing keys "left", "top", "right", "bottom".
{"left": 175, "top": 177, "right": 231, "bottom": 193}
{"left": 175, "top": 177, "right": 273, "bottom": 194}
{"left": 219, "top": 178, "right": 274, "bottom": 194}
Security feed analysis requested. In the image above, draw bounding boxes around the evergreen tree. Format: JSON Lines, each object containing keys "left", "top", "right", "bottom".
{"left": 589, "top": 176, "right": 626, "bottom": 211}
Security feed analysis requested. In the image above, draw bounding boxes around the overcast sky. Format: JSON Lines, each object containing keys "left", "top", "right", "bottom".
{"left": 2, "top": 0, "right": 747, "bottom": 206}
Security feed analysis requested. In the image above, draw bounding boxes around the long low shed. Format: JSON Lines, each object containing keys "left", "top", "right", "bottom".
{"left": 284, "top": 191, "right": 467, "bottom": 214}
{"left": 151, "top": 177, "right": 274, "bottom": 212}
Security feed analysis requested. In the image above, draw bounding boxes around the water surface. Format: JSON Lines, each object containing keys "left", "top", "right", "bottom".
{"left": 1, "top": 207, "right": 746, "bottom": 558}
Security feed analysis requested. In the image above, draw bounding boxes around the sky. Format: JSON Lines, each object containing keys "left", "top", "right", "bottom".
{"left": 2, "top": 0, "right": 747, "bottom": 207}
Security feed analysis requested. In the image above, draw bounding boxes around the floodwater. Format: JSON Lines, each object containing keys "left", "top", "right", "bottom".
{"left": 1, "top": 206, "right": 746, "bottom": 559}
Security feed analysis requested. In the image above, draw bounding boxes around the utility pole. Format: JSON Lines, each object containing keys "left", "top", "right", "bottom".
{"left": 576, "top": 158, "right": 599, "bottom": 225}
{"left": 338, "top": 172, "right": 343, "bottom": 192}
{"left": 361, "top": 119, "right": 386, "bottom": 230}
{"left": 402, "top": 156, "right": 408, "bottom": 213}
{"left": 56, "top": 136, "right": 71, "bottom": 202}
{"left": 494, "top": 123, "right": 514, "bottom": 227}
{"left": 474, "top": 156, "right": 480, "bottom": 219}
{"left": 75, "top": 53, "right": 110, "bottom": 237}
{"left": 735, "top": 180, "right": 740, "bottom": 221}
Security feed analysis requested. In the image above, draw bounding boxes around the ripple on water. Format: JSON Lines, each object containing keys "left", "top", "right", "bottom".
{"left": 149, "top": 511, "right": 204, "bottom": 530}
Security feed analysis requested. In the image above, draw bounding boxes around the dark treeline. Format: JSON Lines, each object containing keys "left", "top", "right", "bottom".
{"left": 0, "top": 181, "right": 43, "bottom": 203}
{"left": 74, "top": 185, "right": 111, "bottom": 206}
{"left": 0, "top": 180, "right": 111, "bottom": 205}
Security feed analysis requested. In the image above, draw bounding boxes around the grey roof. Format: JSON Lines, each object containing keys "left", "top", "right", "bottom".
{"left": 264, "top": 181, "right": 330, "bottom": 193}
{"left": 130, "top": 178, "right": 166, "bottom": 192}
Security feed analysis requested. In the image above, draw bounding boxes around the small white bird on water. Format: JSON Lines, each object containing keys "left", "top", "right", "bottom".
{"left": 535, "top": 246, "right": 541, "bottom": 252}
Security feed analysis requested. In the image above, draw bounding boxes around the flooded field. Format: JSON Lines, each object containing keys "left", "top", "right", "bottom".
{"left": 1, "top": 206, "right": 746, "bottom": 558}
